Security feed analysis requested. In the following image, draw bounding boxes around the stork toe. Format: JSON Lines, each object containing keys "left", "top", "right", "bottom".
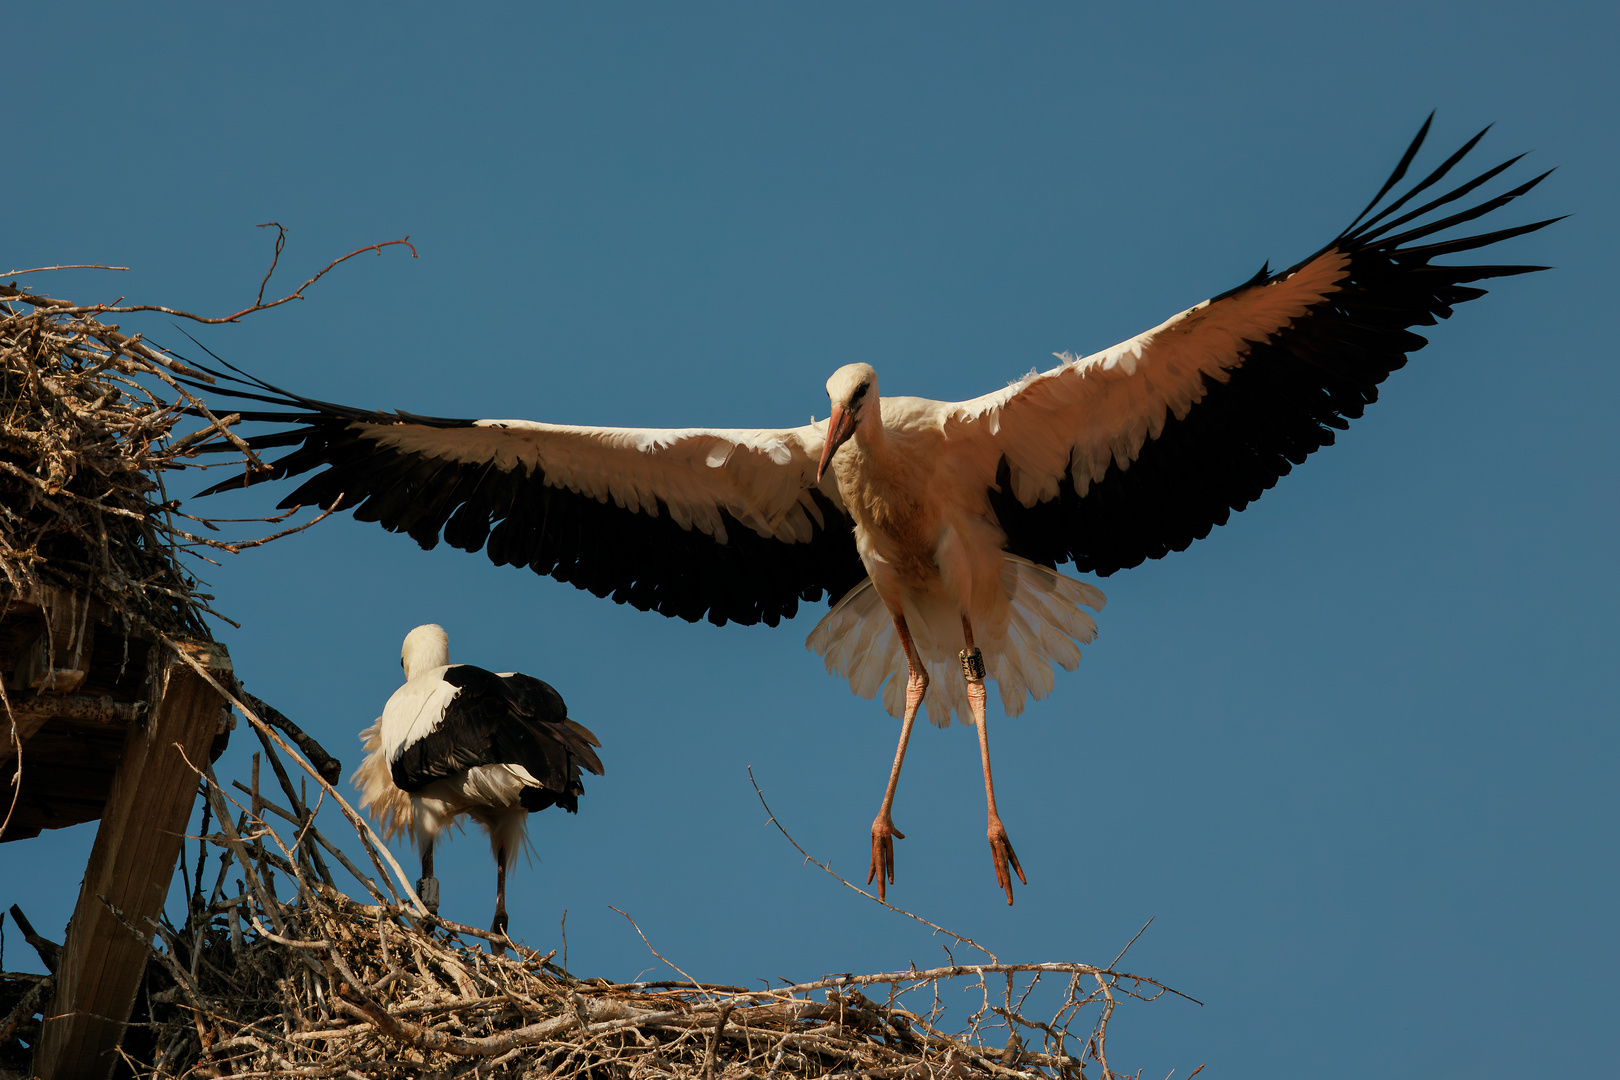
{"left": 868, "top": 816, "right": 905, "bottom": 901}
{"left": 987, "top": 819, "right": 1026, "bottom": 906}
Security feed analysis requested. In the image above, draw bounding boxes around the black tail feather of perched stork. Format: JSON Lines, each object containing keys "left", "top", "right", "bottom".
{"left": 196, "top": 119, "right": 1556, "bottom": 904}
{"left": 352, "top": 625, "right": 604, "bottom": 936}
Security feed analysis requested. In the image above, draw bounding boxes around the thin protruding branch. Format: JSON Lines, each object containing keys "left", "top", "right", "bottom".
{"left": 6, "top": 904, "right": 62, "bottom": 973}
{"left": 748, "top": 766, "right": 998, "bottom": 964}
{"left": 610, "top": 905, "right": 705, "bottom": 994}
{"left": 1110, "top": 915, "right": 1155, "bottom": 969}
{"left": 2, "top": 263, "right": 130, "bottom": 277}
{"left": 2, "top": 234, "right": 418, "bottom": 324}
{"left": 253, "top": 223, "right": 289, "bottom": 306}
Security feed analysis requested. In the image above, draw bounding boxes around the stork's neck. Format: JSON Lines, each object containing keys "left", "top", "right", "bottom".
{"left": 850, "top": 400, "right": 892, "bottom": 464}
{"left": 402, "top": 631, "right": 450, "bottom": 680}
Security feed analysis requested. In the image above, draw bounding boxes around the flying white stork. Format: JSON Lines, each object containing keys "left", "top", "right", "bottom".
{"left": 202, "top": 119, "right": 1555, "bottom": 904}
{"left": 353, "top": 624, "right": 605, "bottom": 933}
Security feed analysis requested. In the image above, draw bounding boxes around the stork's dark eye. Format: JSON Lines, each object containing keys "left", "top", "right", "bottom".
{"left": 849, "top": 381, "right": 870, "bottom": 404}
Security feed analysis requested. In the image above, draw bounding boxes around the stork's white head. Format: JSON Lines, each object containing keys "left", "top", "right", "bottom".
{"left": 401, "top": 624, "right": 450, "bottom": 680}
{"left": 817, "top": 363, "right": 878, "bottom": 482}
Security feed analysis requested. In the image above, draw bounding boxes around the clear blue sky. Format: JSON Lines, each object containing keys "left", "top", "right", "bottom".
{"left": 5, "top": 4, "right": 1615, "bottom": 1076}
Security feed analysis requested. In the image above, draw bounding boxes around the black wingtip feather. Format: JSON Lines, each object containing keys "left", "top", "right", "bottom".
{"left": 1354, "top": 152, "right": 1526, "bottom": 245}
{"left": 1344, "top": 112, "right": 1435, "bottom": 233}
{"left": 1352, "top": 123, "right": 1494, "bottom": 237}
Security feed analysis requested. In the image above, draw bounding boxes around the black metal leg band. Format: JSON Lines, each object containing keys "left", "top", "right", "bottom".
{"left": 959, "top": 647, "right": 986, "bottom": 681}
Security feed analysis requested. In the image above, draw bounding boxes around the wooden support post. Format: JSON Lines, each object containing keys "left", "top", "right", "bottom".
{"left": 33, "top": 641, "right": 230, "bottom": 1080}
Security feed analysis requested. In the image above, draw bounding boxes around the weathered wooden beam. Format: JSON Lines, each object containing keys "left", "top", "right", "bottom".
{"left": 0, "top": 696, "right": 146, "bottom": 772}
{"left": 32, "top": 641, "right": 229, "bottom": 1080}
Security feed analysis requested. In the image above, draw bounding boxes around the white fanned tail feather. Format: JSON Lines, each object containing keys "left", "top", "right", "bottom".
{"left": 807, "top": 554, "right": 1105, "bottom": 727}
{"left": 354, "top": 720, "right": 417, "bottom": 843}
{"left": 356, "top": 720, "right": 535, "bottom": 868}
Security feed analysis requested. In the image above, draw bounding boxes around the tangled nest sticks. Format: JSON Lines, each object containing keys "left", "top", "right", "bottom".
{"left": 0, "top": 275, "right": 230, "bottom": 638}
{"left": 106, "top": 690, "right": 1189, "bottom": 1078}
{"left": 0, "top": 241, "right": 419, "bottom": 633}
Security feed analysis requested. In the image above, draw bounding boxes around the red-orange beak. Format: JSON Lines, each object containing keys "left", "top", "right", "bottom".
{"left": 816, "top": 405, "right": 857, "bottom": 483}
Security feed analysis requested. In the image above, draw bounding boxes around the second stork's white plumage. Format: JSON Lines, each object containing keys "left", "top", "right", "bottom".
{"left": 354, "top": 625, "right": 604, "bottom": 933}
{"left": 209, "top": 119, "right": 1555, "bottom": 903}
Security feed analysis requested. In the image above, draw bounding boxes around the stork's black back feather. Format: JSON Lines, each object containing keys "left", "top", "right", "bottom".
{"left": 390, "top": 665, "right": 604, "bottom": 814}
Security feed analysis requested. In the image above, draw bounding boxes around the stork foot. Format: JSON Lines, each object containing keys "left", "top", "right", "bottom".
{"left": 867, "top": 815, "right": 906, "bottom": 902}
{"left": 986, "top": 819, "right": 1026, "bottom": 906}
{"left": 490, "top": 909, "right": 510, "bottom": 953}
{"left": 416, "top": 876, "right": 440, "bottom": 915}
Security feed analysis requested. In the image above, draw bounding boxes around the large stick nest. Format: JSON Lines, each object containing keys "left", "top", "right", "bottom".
{"left": 3, "top": 692, "right": 1188, "bottom": 1078}
{"left": 0, "top": 237, "right": 418, "bottom": 635}
{"left": 0, "top": 280, "right": 244, "bottom": 636}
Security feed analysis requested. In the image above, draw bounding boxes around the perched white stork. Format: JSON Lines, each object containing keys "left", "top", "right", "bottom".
{"left": 353, "top": 624, "right": 605, "bottom": 932}
{"left": 204, "top": 119, "right": 1555, "bottom": 903}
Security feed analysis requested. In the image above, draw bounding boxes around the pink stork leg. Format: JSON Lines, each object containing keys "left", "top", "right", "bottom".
{"left": 868, "top": 612, "right": 928, "bottom": 902}
{"left": 963, "top": 617, "right": 1025, "bottom": 905}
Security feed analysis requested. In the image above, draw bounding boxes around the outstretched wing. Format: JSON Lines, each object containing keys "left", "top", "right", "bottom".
{"left": 196, "top": 375, "right": 866, "bottom": 627}
{"left": 950, "top": 117, "right": 1558, "bottom": 576}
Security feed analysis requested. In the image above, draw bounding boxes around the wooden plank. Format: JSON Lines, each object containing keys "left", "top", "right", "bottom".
{"left": 0, "top": 721, "right": 131, "bottom": 841}
{"left": 0, "top": 696, "right": 144, "bottom": 772}
{"left": 32, "top": 642, "right": 229, "bottom": 1080}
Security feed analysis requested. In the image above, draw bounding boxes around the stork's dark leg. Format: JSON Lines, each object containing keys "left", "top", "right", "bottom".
{"left": 869, "top": 612, "right": 928, "bottom": 902}
{"left": 491, "top": 847, "right": 510, "bottom": 942}
{"left": 417, "top": 838, "right": 440, "bottom": 915}
{"left": 963, "top": 617, "right": 1025, "bottom": 905}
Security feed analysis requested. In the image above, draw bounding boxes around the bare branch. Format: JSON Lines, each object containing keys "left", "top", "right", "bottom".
{"left": 2, "top": 263, "right": 130, "bottom": 277}
{"left": 253, "top": 222, "right": 289, "bottom": 306}
{"left": 0, "top": 234, "right": 418, "bottom": 325}
{"left": 609, "top": 905, "right": 705, "bottom": 994}
{"left": 749, "top": 765, "right": 998, "bottom": 964}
